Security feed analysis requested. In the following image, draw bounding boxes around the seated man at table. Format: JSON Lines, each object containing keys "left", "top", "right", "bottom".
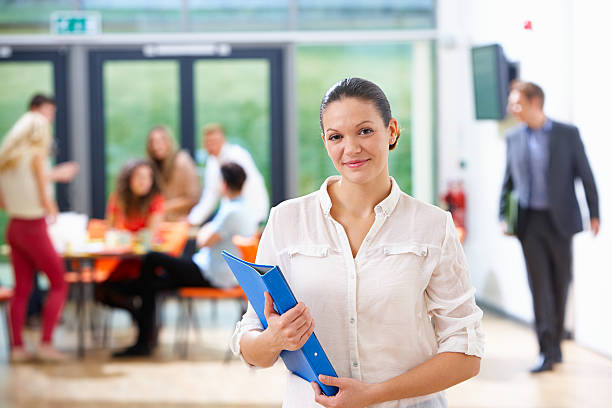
{"left": 113, "top": 162, "right": 258, "bottom": 357}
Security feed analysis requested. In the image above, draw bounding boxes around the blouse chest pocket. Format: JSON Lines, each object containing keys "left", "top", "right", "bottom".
{"left": 372, "top": 242, "right": 433, "bottom": 289}
{"left": 285, "top": 245, "right": 344, "bottom": 302}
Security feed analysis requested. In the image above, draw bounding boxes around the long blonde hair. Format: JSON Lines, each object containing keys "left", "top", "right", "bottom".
{"left": 146, "top": 125, "right": 179, "bottom": 187}
{"left": 0, "top": 111, "right": 52, "bottom": 173}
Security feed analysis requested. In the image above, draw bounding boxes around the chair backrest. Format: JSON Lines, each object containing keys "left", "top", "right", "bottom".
{"left": 232, "top": 235, "right": 260, "bottom": 263}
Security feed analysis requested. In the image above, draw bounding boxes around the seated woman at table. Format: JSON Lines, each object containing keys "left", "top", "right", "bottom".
{"left": 94, "top": 159, "right": 164, "bottom": 312}
{"left": 112, "top": 162, "right": 257, "bottom": 357}
{"left": 146, "top": 125, "right": 200, "bottom": 221}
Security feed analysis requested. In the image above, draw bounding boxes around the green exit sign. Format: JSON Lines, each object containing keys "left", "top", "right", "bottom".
{"left": 50, "top": 11, "right": 101, "bottom": 35}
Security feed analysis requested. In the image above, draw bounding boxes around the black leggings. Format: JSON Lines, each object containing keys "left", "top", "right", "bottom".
{"left": 97, "top": 251, "right": 212, "bottom": 348}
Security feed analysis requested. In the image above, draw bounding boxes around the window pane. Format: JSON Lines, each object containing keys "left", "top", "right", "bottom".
{"left": 83, "top": 0, "right": 184, "bottom": 33}
{"left": 0, "top": 61, "right": 53, "bottom": 253}
{"left": 104, "top": 60, "right": 179, "bottom": 197}
{"left": 0, "top": 0, "right": 434, "bottom": 33}
{"left": 296, "top": 44, "right": 414, "bottom": 195}
{"left": 296, "top": 0, "right": 435, "bottom": 30}
{"left": 193, "top": 59, "right": 271, "bottom": 198}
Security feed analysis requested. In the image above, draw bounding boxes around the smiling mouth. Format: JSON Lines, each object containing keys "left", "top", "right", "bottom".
{"left": 344, "top": 159, "right": 369, "bottom": 168}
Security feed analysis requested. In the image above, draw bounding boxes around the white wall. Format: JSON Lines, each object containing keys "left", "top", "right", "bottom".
{"left": 437, "top": 0, "right": 612, "bottom": 357}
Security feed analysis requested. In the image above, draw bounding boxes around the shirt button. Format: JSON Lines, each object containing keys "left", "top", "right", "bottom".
{"left": 352, "top": 361, "right": 359, "bottom": 368}
{"left": 349, "top": 317, "right": 355, "bottom": 324}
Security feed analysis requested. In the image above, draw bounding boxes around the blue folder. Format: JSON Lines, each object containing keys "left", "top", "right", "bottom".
{"left": 222, "top": 251, "right": 339, "bottom": 396}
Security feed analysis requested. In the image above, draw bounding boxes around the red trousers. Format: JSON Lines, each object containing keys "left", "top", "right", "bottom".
{"left": 7, "top": 218, "right": 67, "bottom": 347}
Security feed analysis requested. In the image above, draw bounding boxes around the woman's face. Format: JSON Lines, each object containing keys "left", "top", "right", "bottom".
{"left": 129, "top": 165, "right": 154, "bottom": 197}
{"left": 321, "top": 97, "right": 397, "bottom": 186}
{"left": 148, "top": 129, "right": 171, "bottom": 160}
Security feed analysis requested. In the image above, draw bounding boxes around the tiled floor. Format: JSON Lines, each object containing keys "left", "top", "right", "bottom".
{"left": 0, "top": 299, "right": 611, "bottom": 408}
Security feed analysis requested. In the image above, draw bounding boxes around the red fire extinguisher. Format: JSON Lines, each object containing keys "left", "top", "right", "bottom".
{"left": 440, "top": 180, "right": 466, "bottom": 242}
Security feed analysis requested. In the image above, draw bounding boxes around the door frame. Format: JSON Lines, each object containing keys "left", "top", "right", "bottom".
{"left": 88, "top": 47, "right": 285, "bottom": 218}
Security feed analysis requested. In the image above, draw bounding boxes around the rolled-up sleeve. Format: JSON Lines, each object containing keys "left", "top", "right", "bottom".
{"left": 229, "top": 207, "right": 278, "bottom": 360}
{"left": 425, "top": 212, "right": 484, "bottom": 358}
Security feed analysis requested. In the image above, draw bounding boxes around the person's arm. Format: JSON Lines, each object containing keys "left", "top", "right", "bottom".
{"left": 572, "top": 127, "right": 600, "bottom": 235}
{"left": 47, "top": 161, "right": 79, "bottom": 183}
{"left": 146, "top": 196, "right": 165, "bottom": 235}
{"left": 187, "top": 158, "right": 221, "bottom": 225}
{"left": 313, "top": 212, "right": 483, "bottom": 406}
{"left": 240, "top": 291, "right": 314, "bottom": 368}
{"left": 499, "top": 135, "right": 514, "bottom": 218}
{"left": 313, "top": 353, "right": 480, "bottom": 407}
{"left": 231, "top": 207, "right": 314, "bottom": 366}
{"left": 499, "top": 134, "right": 515, "bottom": 235}
{"left": 195, "top": 223, "right": 222, "bottom": 248}
{"left": 163, "top": 152, "right": 201, "bottom": 215}
{"left": 31, "top": 153, "right": 58, "bottom": 221}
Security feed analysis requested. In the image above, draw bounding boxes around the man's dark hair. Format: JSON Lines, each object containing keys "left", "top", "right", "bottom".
{"left": 320, "top": 77, "right": 400, "bottom": 150}
{"left": 28, "top": 94, "right": 56, "bottom": 110}
{"left": 221, "top": 162, "right": 247, "bottom": 192}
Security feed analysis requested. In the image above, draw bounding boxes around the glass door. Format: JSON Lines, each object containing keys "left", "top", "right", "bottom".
{"left": 89, "top": 48, "right": 285, "bottom": 219}
{"left": 193, "top": 59, "right": 271, "bottom": 195}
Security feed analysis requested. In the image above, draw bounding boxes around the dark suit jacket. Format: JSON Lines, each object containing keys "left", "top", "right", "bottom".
{"left": 499, "top": 120, "right": 599, "bottom": 239}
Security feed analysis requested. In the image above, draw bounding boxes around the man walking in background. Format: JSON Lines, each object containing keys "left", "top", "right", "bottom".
{"left": 499, "top": 81, "right": 599, "bottom": 373}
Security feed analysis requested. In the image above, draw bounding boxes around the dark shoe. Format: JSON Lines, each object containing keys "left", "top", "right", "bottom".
{"left": 530, "top": 354, "right": 554, "bottom": 373}
{"left": 112, "top": 344, "right": 152, "bottom": 358}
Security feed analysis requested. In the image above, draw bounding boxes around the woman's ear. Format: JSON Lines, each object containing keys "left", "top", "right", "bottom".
{"left": 388, "top": 118, "right": 399, "bottom": 145}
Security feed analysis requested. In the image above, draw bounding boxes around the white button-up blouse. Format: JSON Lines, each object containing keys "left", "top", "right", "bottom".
{"left": 231, "top": 176, "right": 484, "bottom": 408}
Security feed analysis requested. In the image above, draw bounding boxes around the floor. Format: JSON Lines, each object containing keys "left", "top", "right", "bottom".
{"left": 0, "top": 299, "right": 611, "bottom": 408}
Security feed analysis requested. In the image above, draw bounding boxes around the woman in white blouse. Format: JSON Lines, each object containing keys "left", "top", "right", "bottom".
{"left": 232, "top": 78, "right": 484, "bottom": 408}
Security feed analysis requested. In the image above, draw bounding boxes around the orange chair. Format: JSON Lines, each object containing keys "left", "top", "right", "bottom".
{"left": 174, "top": 235, "right": 259, "bottom": 359}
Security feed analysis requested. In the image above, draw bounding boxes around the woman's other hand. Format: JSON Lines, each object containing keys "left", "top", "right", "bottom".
{"left": 49, "top": 161, "right": 79, "bottom": 183}
{"left": 261, "top": 291, "right": 315, "bottom": 352}
{"left": 312, "top": 375, "right": 376, "bottom": 408}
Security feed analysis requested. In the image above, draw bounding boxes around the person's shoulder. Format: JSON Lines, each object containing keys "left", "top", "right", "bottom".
{"left": 270, "top": 191, "right": 320, "bottom": 219}
{"left": 504, "top": 124, "right": 524, "bottom": 141}
{"left": 396, "top": 192, "right": 448, "bottom": 221}
{"left": 550, "top": 120, "right": 578, "bottom": 134}
{"left": 175, "top": 150, "right": 196, "bottom": 166}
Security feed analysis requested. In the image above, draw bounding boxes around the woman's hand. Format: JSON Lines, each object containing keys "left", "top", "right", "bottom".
{"left": 261, "top": 292, "right": 315, "bottom": 353}
{"left": 311, "top": 375, "right": 377, "bottom": 408}
{"left": 44, "top": 199, "right": 59, "bottom": 224}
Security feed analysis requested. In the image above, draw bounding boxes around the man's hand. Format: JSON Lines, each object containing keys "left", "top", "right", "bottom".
{"left": 500, "top": 221, "right": 513, "bottom": 236}
{"left": 311, "top": 375, "right": 376, "bottom": 408}
{"left": 590, "top": 218, "right": 600, "bottom": 236}
{"left": 261, "top": 292, "right": 315, "bottom": 353}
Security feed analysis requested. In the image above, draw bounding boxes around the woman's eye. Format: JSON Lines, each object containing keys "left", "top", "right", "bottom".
{"left": 359, "top": 128, "right": 373, "bottom": 135}
{"left": 328, "top": 134, "right": 341, "bottom": 141}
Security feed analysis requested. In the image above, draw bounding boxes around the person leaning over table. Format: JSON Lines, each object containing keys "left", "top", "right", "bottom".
{"left": 231, "top": 78, "right": 484, "bottom": 408}
{"left": 0, "top": 94, "right": 78, "bottom": 363}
